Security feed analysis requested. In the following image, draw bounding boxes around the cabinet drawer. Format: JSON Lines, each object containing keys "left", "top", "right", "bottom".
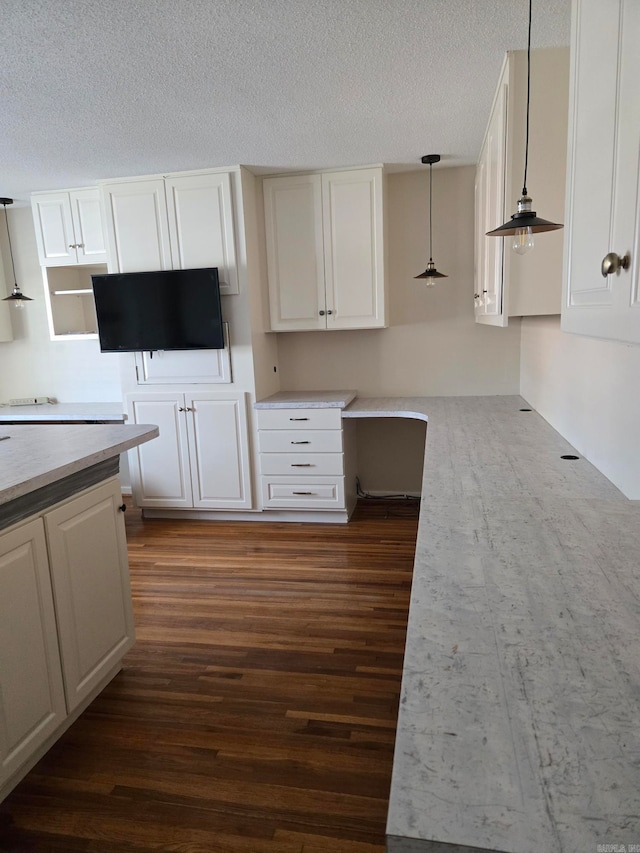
{"left": 256, "top": 408, "right": 342, "bottom": 430}
{"left": 258, "top": 430, "right": 343, "bottom": 454}
{"left": 261, "top": 476, "right": 345, "bottom": 509}
{"left": 259, "top": 452, "right": 344, "bottom": 476}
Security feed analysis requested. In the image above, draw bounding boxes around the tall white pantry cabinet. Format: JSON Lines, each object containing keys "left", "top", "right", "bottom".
{"left": 98, "top": 168, "right": 255, "bottom": 513}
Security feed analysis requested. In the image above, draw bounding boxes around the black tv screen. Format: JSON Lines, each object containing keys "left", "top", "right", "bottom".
{"left": 91, "top": 268, "right": 224, "bottom": 352}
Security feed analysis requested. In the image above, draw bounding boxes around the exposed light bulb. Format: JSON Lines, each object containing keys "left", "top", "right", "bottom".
{"left": 513, "top": 226, "right": 534, "bottom": 254}
{"left": 13, "top": 299, "right": 26, "bottom": 310}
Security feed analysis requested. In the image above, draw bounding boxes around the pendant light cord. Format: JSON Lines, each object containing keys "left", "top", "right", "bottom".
{"left": 2, "top": 202, "right": 18, "bottom": 287}
{"left": 522, "top": 0, "right": 532, "bottom": 197}
{"left": 429, "top": 162, "right": 434, "bottom": 262}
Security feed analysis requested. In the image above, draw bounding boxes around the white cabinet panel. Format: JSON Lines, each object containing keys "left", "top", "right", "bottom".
{"left": 264, "top": 174, "right": 325, "bottom": 330}
{"left": 256, "top": 407, "right": 342, "bottom": 430}
{"left": 165, "top": 172, "right": 238, "bottom": 295}
{"left": 258, "top": 429, "right": 343, "bottom": 454}
{"left": 259, "top": 452, "right": 344, "bottom": 477}
{"left": 133, "top": 322, "right": 231, "bottom": 385}
{"left": 475, "top": 71, "right": 507, "bottom": 326}
{"left": 562, "top": 0, "right": 640, "bottom": 344}
{"left": 127, "top": 394, "right": 192, "bottom": 507}
{"left": 45, "top": 480, "right": 135, "bottom": 712}
{"left": 31, "top": 189, "right": 107, "bottom": 267}
{"left": 261, "top": 476, "right": 345, "bottom": 509}
{"left": 0, "top": 519, "right": 66, "bottom": 786}
{"left": 101, "top": 179, "right": 173, "bottom": 273}
{"left": 322, "top": 169, "right": 385, "bottom": 330}
{"left": 187, "top": 393, "right": 252, "bottom": 509}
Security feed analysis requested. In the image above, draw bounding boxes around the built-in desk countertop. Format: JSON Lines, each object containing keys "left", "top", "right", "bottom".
{"left": 259, "top": 392, "right": 640, "bottom": 851}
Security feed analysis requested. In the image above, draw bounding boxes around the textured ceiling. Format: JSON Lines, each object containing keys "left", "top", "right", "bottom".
{"left": 1, "top": 0, "right": 571, "bottom": 201}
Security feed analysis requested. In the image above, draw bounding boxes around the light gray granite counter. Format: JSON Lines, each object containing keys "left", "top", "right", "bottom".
{"left": 0, "top": 402, "right": 126, "bottom": 422}
{"left": 254, "top": 390, "right": 357, "bottom": 409}
{"left": 374, "top": 396, "right": 640, "bottom": 852}
{"left": 0, "top": 423, "right": 158, "bottom": 506}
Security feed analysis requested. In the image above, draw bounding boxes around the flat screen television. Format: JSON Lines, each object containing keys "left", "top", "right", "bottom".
{"left": 91, "top": 267, "right": 224, "bottom": 352}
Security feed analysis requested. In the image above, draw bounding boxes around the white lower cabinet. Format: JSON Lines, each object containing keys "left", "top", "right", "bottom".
{"left": 0, "top": 477, "right": 134, "bottom": 795}
{"left": 44, "top": 481, "right": 135, "bottom": 712}
{"left": 126, "top": 391, "right": 253, "bottom": 510}
{"left": 257, "top": 407, "right": 356, "bottom": 514}
{"left": 0, "top": 519, "right": 66, "bottom": 786}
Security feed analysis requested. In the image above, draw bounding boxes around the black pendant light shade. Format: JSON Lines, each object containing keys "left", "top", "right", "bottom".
{"left": 486, "top": 0, "right": 563, "bottom": 243}
{"left": 415, "top": 154, "right": 447, "bottom": 282}
{"left": 1, "top": 198, "right": 32, "bottom": 306}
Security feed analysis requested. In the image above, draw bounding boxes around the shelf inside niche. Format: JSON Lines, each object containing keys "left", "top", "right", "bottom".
{"left": 43, "top": 263, "right": 107, "bottom": 340}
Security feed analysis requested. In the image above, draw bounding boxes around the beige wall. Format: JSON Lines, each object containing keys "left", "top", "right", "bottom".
{"left": 276, "top": 167, "right": 522, "bottom": 396}
{"left": 520, "top": 316, "right": 640, "bottom": 499}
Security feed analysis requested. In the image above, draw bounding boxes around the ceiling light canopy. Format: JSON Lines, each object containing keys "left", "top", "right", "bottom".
{"left": 486, "top": 0, "right": 563, "bottom": 252}
{"left": 1, "top": 198, "right": 33, "bottom": 308}
{"left": 415, "top": 154, "right": 447, "bottom": 283}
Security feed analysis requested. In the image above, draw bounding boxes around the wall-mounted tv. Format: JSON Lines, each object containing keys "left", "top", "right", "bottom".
{"left": 91, "top": 267, "right": 224, "bottom": 353}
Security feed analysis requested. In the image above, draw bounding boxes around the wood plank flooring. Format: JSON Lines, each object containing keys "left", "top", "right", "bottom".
{"left": 0, "top": 499, "right": 418, "bottom": 852}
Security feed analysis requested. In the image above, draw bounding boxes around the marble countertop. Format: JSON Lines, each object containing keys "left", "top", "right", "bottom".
{"left": 254, "top": 390, "right": 357, "bottom": 409}
{"left": 381, "top": 396, "right": 640, "bottom": 852}
{"left": 0, "top": 402, "right": 126, "bottom": 422}
{"left": 0, "top": 423, "right": 158, "bottom": 506}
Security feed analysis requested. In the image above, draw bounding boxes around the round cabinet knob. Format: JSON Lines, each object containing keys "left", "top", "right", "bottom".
{"left": 119, "top": 503, "right": 127, "bottom": 512}
{"left": 601, "top": 252, "right": 630, "bottom": 278}
{"left": 319, "top": 310, "right": 325, "bottom": 316}
{"left": 326, "top": 310, "right": 333, "bottom": 315}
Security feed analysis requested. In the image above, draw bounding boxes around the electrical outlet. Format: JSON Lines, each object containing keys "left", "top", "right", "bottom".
{"left": 9, "top": 397, "right": 52, "bottom": 406}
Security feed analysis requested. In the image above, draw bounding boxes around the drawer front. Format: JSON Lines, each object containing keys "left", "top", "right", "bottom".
{"left": 258, "top": 430, "right": 343, "bottom": 454}
{"left": 256, "top": 408, "right": 342, "bottom": 430}
{"left": 261, "top": 476, "right": 345, "bottom": 509}
{"left": 259, "top": 452, "right": 344, "bottom": 477}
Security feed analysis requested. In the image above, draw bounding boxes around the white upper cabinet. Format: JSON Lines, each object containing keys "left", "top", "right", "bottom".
{"left": 100, "top": 171, "right": 239, "bottom": 293}
{"left": 31, "top": 188, "right": 107, "bottom": 267}
{"left": 562, "top": 0, "right": 640, "bottom": 345}
{"left": 165, "top": 172, "right": 238, "bottom": 295}
{"left": 100, "top": 178, "right": 173, "bottom": 273}
{"left": 475, "top": 66, "right": 508, "bottom": 326}
{"left": 264, "top": 167, "right": 386, "bottom": 331}
{"left": 475, "top": 48, "right": 569, "bottom": 326}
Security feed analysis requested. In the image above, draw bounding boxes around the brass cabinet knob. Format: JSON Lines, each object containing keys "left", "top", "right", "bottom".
{"left": 601, "top": 252, "right": 630, "bottom": 277}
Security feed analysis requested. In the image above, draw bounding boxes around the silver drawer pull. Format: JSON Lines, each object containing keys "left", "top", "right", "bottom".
{"left": 291, "top": 440, "right": 310, "bottom": 444}
{"left": 291, "top": 463, "right": 313, "bottom": 467}
{"left": 289, "top": 417, "right": 309, "bottom": 421}
{"left": 293, "top": 491, "right": 314, "bottom": 495}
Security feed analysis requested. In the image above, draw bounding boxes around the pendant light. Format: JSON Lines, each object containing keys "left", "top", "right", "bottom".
{"left": 485, "top": 0, "right": 562, "bottom": 252}
{"left": 1, "top": 198, "right": 33, "bottom": 308}
{"left": 415, "top": 154, "right": 447, "bottom": 283}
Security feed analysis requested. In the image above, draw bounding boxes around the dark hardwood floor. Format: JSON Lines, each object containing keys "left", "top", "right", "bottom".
{"left": 0, "top": 498, "right": 418, "bottom": 852}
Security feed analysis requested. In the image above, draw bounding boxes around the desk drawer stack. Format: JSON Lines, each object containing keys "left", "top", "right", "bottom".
{"left": 257, "top": 407, "right": 353, "bottom": 511}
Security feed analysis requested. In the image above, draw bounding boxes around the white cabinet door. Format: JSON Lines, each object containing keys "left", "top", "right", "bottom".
{"left": 165, "top": 172, "right": 238, "bottom": 294}
{"left": 101, "top": 179, "right": 173, "bottom": 273}
{"left": 70, "top": 189, "right": 107, "bottom": 264}
{"left": 562, "top": 0, "right": 640, "bottom": 344}
{"left": 264, "top": 174, "right": 326, "bottom": 331}
{"left": 322, "top": 169, "right": 386, "bottom": 330}
{"left": 0, "top": 519, "right": 66, "bottom": 785}
{"left": 31, "top": 189, "right": 107, "bottom": 267}
{"left": 186, "top": 392, "right": 253, "bottom": 509}
{"left": 475, "top": 67, "right": 507, "bottom": 327}
{"left": 44, "top": 479, "right": 135, "bottom": 712}
{"left": 126, "top": 393, "right": 192, "bottom": 508}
